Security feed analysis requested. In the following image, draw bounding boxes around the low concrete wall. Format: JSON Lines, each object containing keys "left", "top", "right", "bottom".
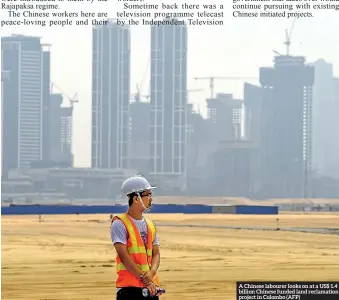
{"left": 211, "top": 205, "right": 278, "bottom": 215}
{"left": 1, "top": 204, "right": 212, "bottom": 215}
{"left": 1, "top": 204, "right": 278, "bottom": 215}
{"left": 212, "top": 206, "right": 236, "bottom": 214}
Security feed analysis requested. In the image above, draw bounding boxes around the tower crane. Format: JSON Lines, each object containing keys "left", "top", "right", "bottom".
{"left": 284, "top": 17, "right": 297, "bottom": 56}
{"left": 187, "top": 88, "right": 204, "bottom": 93}
{"left": 50, "top": 82, "right": 79, "bottom": 109}
{"left": 131, "top": 55, "right": 151, "bottom": 103}
{"left": 130, "top": 84, "right": 149, "bottom": 103}
{"left": 194, "top": 76, "right": 258, "bottom": 99}
{"left": 131, "top": 88, "right": 204, "bottom": 103}
{"left": 273, "top": 17, "right": 297, "bottom": 56}
{"left": 187, "top": 88, "right": 204, "bottom": 112}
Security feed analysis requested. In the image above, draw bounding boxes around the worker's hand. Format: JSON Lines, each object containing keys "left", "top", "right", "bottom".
{"left": 141, "top": 270, "right": 155, "bottom": 285}
{"left": 145, "top": 281, "right": 157, "bottom": 296}
{"left": 156, "top": 288, "right": 163, "bottom": 296}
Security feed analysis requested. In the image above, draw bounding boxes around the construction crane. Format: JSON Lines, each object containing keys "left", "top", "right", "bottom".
{"left": 50, "top": 82, "right": 79, "bottom": 109}
{"left": 131, "top": 88, "right": 204, "bottom": 103}
{"left": 194, "top": 76, "right": 258, "bottom": 99}
{"left": 188, "top": 88, "right": 204, "bottom": 93}
{"left": 187, "top": 88, "right": 204, "bottom": 106}
{"left": 131, "top": 84, "right": 149, "bottom": 103}
{"left": 131, "top": 55, "right": 151, "bottom": 103}
{"left": 273, "top": 17, "right": 297, "bottom": 56}
{"left": 284, "top": 17, "right": 297, "bottom": 56}
{"left": 187, "top": 88, "right": 204, "bottom": 115}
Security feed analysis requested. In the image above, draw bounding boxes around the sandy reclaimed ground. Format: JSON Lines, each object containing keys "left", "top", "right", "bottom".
{"left": 2, "top": 213, "right": 339, "bottom": 300}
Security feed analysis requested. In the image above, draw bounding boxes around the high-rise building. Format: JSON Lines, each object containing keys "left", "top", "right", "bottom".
{"left": 186, "top": 105, "right": 216, "bottom": 194}
{"left": 149, "top": 18, "right": 188, "bottom": 188}
{"left": 91, "top": 20, "right": 130, "bottom": 169}
{"left": 243, "top": 82, "right": 263, "bottom": 196}
{"left": 60, "top": 106, "right": 73, "bottom": 165}
{"left": 244, "top": 83, "right": 262, "bottom": 144}
{"left": 128, "top": 99, "right": 151, "bottom": 174}
{"left": 42, "top": 48, "right": 51, "bottom": 162}
{"left": 206, "top": 93, "right": 242, "bottom": 143}
{"left": 212, "top": 141, "right": 253, "bottom": 197}
{"left": 259, "top": 55, "right": 314, "bottom": 198}
{"left": 333, "top": 76, "right": 339, "bottom": 179}
{"left": 309, "top": 59, "right": 339, "bottom": 178}
{"left": 1, "top": 35, "right": 50, "bottom": 177}
{"left": 335, "top": 77, "right": 339, "bottom": 96}
{"left": 49, "top": 94, "right": 73, "bottom": 165}
{"left": 1, "top": 69, "right": 10, "bottom": 175}
{"left": 49, "top": 94, "right": 63, "bottom": 162}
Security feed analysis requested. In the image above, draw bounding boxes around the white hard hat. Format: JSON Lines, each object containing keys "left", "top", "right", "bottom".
{"left": 121, "top": 175, "right": 156, "bottom": 196}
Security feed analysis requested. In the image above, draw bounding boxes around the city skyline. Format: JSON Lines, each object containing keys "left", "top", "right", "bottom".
{"left": 1, "top": 20, "right": 339, "bottom": 198}
{"left": 1, "top": 11, "right": 338, "bottom": 170}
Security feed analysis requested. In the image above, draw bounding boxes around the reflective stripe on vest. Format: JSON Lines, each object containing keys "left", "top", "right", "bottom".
{"left": 112, "top": 213, "right": 160, "bottom": 288}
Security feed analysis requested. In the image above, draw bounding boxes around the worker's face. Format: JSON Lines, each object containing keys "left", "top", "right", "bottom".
{"left": 137, "top": 189, "right": 153, "bottom": 211}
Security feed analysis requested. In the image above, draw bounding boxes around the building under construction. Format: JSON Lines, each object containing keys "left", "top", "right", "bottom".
{"left": 186, "top": 104, "right": 216, "bottom": 194}
{"left": 206, "top": 93, "right": 242, "bottom": 143}
{"left": 60, "top": 100, "right": 73, "bottom": 165}
{"left": 259, "top": 55, "right": 314, "bottom": 198}
{"left": 47, "top": 80, "right": 78, "bottom": 167}
{"left": 205, "top": 93, "right": 253, "bottom": 196}
{"left": 127, "top": 97, "right": 150, "bottom": 174}
{"left": 212, "top": 140, "right": 253, "bottom": 197}
{"left": 243, "top": 82, "right": 263, "bottom": 195}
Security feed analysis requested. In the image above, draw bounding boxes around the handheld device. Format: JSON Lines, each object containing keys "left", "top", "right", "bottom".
{"left": 142, "top": 287, "right": 166, "bottom": 297}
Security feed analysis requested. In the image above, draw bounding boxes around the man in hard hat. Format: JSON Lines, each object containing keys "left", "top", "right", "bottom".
{"left": 111, "top": 175, "right": 163, "bottom": 299}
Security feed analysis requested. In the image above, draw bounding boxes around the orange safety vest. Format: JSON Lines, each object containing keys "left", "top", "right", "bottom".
{"left": 111, "top": 213, "right": 160, "bottom": 288}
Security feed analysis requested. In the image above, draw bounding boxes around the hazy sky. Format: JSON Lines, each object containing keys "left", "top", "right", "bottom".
{"left": 1, "top": 2, "right": 338, "bottom": 167}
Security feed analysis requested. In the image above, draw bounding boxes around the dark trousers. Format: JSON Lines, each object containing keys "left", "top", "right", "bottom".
{"left": 116, "top": 287, "right": 160, "bottom": 300}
